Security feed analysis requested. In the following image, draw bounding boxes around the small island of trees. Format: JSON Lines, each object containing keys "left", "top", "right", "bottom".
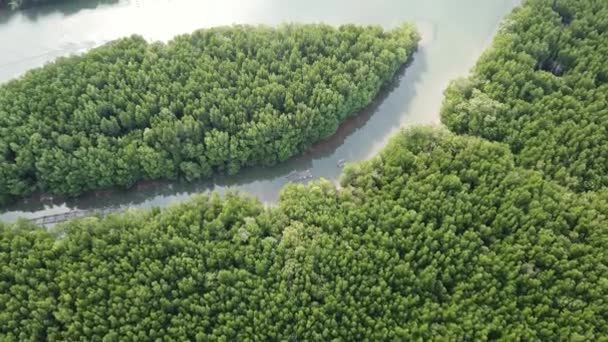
{"left": 0, "top": 23, "right": 419, "bottom": 204}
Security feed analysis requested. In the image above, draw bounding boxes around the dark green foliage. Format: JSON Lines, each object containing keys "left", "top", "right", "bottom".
{"left": 441, "top": 0, "right": 608, "bottom": 192}
{"left": 2, "top": 129, "right": 607, "bottom": 340}
{"left": 0, "top": 23, "right": 419, "bottom": 204}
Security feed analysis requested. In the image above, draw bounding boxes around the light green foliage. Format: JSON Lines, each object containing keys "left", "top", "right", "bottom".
{"left": 442, "top": 0, "right": 608, "bottom": 192}
{"left": 2, "top": 129, "right": 606, "bottom": 340}
{"left": 0, "top": 23, "right": 419, "bottom": 204}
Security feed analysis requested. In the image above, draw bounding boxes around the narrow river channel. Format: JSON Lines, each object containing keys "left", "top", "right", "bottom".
{"left": 0, "top": 0, "right": 521, "bottom": 222}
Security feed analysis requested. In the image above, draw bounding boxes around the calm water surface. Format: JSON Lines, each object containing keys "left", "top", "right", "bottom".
{"left": 0, "top": 0, "right": 520, "bottom": 222}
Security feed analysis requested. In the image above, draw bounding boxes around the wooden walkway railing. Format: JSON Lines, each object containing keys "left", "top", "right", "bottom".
{"left": 29, "top": 207, "right": 116, "bottom": 226}
{"left": 286, "top": 169, "right": 313, "bottom": 182}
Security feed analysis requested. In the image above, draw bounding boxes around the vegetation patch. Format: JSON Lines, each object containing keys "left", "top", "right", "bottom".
{"left": 2, "top": 0, "right": 608, "bottom": 340}
{"left": 2, "top": 128, "right": 607, "bottom": 340}
{"left": 442, "top": 0, "right": 608, "bottom": 192}
{"left": 0, "top": 23, "right": 419, "bottom": 204}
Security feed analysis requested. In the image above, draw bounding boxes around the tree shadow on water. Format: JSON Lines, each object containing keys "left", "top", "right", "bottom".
{"left": 1, "top": 47, "right": 429, "bottom": 217}
{"left": 303, "top": 48, "right": 427, "bottom": 161}
{"left": 0, "top": 0, "right": 119, "bottom": 24}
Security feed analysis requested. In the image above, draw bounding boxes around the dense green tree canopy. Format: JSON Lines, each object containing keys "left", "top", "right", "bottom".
{"left": 441, "top": 0, "right": 608, "bottom": 192}
{"left": 2, "top": 128, "right": 607, "bottom": 340}
{"left": 3, "top": 0, "right": 608, "bottom": 340}
{"left": 0, "top": 23, "right": 419, "bottom": 204}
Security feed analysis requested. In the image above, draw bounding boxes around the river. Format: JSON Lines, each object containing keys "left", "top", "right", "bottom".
{"left": 0, "top": 0, "right": 520, "bottom": 222}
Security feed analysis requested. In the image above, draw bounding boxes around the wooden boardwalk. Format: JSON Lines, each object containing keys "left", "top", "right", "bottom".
{"left": 286, "top": 169, "right": 313, "bottom": 182}
{"left": 29, "top": 207, "right": 116, "bottom": 226}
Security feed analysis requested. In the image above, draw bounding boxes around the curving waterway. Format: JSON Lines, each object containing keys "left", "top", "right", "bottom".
{"left": 0, "top": 0, "right": 521, "bottom": 222}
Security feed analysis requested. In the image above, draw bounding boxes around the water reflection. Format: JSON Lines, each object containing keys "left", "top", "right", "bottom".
{"left": 0, "top": 0, "right": 120, "bottom": 24}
